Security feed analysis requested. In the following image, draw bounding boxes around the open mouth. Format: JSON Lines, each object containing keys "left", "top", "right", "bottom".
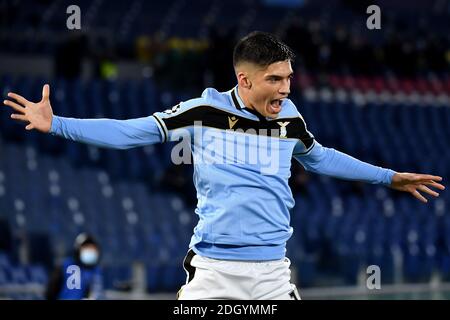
{"left": 269, "top": 99, "right": 282, "bottom": 113}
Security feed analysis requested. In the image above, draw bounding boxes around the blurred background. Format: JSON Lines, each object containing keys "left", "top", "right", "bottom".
{"left": 0, "top": 0, "right": 449, "bottom": 299}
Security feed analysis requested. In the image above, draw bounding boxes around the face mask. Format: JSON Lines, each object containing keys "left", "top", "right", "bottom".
{"left": 80, "top": 248, "right": 99, "bottom": 266}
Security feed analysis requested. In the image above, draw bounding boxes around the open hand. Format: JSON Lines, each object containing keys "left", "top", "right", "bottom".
{"left": 3, "top": 84, "right": 53, "bottom": 133}
{"left": 390, "top": 172, "right": 445, "bottom": 203}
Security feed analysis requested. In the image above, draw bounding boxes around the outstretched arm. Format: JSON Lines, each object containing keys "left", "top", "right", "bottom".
{"left": 3, "top": 84, "right": 163, "bottom": 149}
{"left": 294, "top": 140, "right": 445, "bottom": 203}
{"left": 48, "top": 115, "right": 162, "bottom": 149}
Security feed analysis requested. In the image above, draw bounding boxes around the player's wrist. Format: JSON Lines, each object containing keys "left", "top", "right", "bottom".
{"left": 49, "top": 115, "right": 60, "bottom": 134}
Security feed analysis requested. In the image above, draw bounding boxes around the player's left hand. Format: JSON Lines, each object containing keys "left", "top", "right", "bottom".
{"left": 390, "top": 173, "right": 445, "bottom": 203}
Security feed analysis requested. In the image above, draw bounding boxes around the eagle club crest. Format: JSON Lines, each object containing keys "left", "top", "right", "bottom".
{"left": 277, "top": 121, "right": 290, "bottom": 138}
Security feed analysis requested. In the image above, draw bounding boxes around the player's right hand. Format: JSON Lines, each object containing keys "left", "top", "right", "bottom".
{"left": 3, "top": 84, "right": 54, "bottom": 133}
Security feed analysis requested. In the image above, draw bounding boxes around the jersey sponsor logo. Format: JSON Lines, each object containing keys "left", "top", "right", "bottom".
{"left": 228, "top": 116, "right": 239, "bottom": 129}
{"left": 277, "top": 121, "right": 290, "bottom": 138}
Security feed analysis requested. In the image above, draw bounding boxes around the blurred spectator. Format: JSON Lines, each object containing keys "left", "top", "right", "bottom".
{"left": 45, "top": 233, "right": 104, "bottom": 300}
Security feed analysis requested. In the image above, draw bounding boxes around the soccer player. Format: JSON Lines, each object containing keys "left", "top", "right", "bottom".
{"left": 3, "top": 32, "right": 445, "bottom": 300}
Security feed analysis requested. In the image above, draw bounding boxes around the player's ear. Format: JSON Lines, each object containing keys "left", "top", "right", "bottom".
{"left": 237, "top": 71, "right": 252, "bottom": 89}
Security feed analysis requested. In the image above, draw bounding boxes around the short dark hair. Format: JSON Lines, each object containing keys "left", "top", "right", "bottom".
{"left": 233, "top": 31, "right": 295, "bottom": 68}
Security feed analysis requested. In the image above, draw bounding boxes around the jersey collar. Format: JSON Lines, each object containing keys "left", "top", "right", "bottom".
{"left": 230, "top": 86, "right": 267, "bottom": 122}
{"left": 231, "top": 86, "right": 246, "bottom": 110}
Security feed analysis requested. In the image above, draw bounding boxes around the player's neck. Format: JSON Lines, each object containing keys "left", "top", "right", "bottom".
{"left": 236, "top": 86, "right": 255, "bottom": 111}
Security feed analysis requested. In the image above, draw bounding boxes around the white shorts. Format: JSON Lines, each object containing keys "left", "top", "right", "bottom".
{"left": 177, "top": 250, "right": 301, "bottom": 300}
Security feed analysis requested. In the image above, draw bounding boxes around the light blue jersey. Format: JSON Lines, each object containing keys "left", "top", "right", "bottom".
{"left": 50, "top": 86, "right": 396, "bottom": 260}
